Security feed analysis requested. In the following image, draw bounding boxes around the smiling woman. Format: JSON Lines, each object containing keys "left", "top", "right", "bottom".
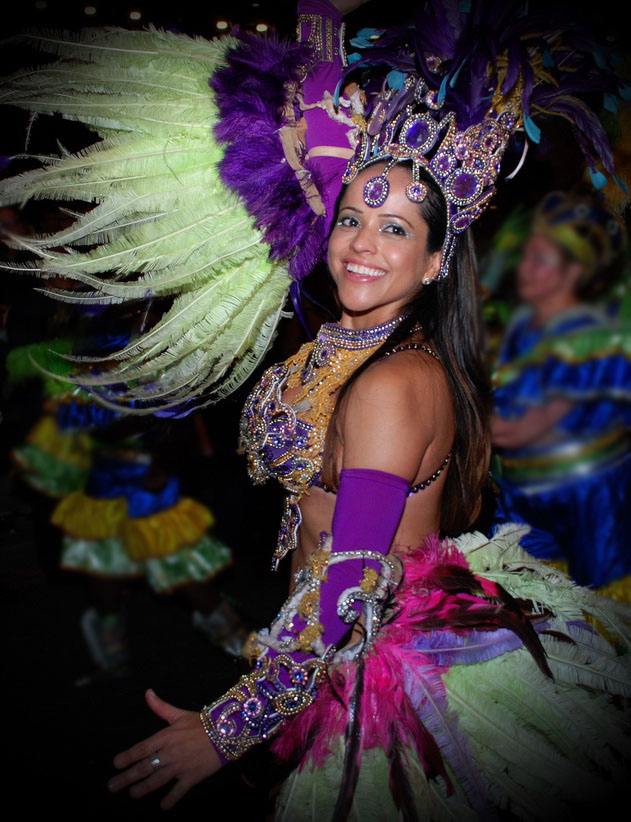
{"left": 2, "top": 0, "right": 630, "bottom": 817}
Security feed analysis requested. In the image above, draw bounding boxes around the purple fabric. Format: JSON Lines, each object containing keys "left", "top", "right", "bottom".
{"left": 332, "top": 468, "right": 409, "bottom": 552}
{"left": 320, "top": 468, "right": 409, "bottom": 639}
{"left": 298, "top": 0, "right": 354, "bottom": 233}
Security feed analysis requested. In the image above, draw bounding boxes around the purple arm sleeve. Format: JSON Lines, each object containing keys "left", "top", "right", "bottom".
{"left": 321, "top": 468, "right": 409, "bottom": 641}
{"left": 297, "top": 0, "right": 354, "bottom": 230}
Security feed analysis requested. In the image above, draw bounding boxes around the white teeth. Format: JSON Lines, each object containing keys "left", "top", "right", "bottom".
{"left": 346, "top": 262, "right": 385, "bottom": 277}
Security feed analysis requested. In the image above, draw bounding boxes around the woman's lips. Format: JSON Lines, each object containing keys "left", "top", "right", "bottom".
{"left": 344, "top": 261, "right": 386, "bottom": 282}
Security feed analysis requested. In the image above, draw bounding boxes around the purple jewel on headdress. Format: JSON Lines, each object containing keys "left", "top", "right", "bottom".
{"left": 454, "top": 141, "right": 469, "bottom": 161}
{"left": 364, "top": 175, "right": 389, "bottom": 207}
{"left": 405, "top": 119, "right": 430, "bottom": 149}
{"left": 431, "top": 152, "right": 455, "bottom": 177}
{"left": 451, "top": 172, "right": 480, "bottom": 202}
{"left": 452, "top": 212, "right": 474, "bottom": 232}
{"left": 406, "top": 181, "right": 427, "bottom": 203}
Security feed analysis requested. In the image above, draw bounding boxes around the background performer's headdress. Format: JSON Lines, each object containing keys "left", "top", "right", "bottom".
{"left": 532, "top": 191, "right": 625, "bottom": 280}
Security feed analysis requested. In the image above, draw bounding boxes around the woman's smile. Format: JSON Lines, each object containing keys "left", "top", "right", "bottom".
{"left": 343, "top": 259, "right": 388, "bottom": 280}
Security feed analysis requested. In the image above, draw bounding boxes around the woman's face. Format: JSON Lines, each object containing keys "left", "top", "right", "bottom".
{"left": 327, "top": 165, "right": 440, "bottom": 328}
{"left": 517, "top": 234, "right": 581, "bottom": 305}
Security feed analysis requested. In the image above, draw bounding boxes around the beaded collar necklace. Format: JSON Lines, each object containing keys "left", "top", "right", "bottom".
{"left": 287, "top": 313, "right": 409, "bottom": 419}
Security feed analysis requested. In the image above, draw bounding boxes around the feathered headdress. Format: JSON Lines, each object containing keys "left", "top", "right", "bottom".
{"left": 341, "top": 0, "right": 629, "bottom": 279}
{"left": 0, "top": 29, "right": 306, "bottom": 414}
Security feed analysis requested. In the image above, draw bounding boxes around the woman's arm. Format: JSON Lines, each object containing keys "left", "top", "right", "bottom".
{"left": 491, "top": 398, "right": 574, "bottom": 449}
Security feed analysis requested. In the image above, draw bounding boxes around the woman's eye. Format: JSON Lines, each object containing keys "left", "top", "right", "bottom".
{"left": 382, "top": 223, "right": 408, "bottom": 236}
{"left": 337, "top": 215, "right": 359, "bottom": 228}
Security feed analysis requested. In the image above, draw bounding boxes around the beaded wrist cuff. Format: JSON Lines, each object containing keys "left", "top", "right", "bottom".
{"left": 200, "top": 653, "right": 328, "bottom": 761}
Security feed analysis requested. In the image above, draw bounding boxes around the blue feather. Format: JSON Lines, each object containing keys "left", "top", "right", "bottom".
{"left": 523, "top": 113, "right": 541, "bottom": 143}
{"left": 604, "top": 93, "right": 619, "bottom": 113}
{"left": 589, "top": 167, "right": 608, "bottom": 189}
{"left": 619, "top": 83, "right": 631, "bottom": 102}
{"left": 543, "top": 48, "right": 555, "bottom": 68}
{"left": 386, "top": 70, "right": 406, "bottom": 90}
{"left": 438, "top": 74, "right": 450, "bottom": 106}
{"left": 350, "top": 28, "right": 382, "bottom": 49}
{"left": 449, "top": 60, "right": 466, "bottom": 89}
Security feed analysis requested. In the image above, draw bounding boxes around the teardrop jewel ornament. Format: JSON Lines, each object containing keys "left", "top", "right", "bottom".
{"left": 363, "top": 174, "right": 390, "bottom": 207}
{"left": 406, "top": 181, "right": 427, "bottom": 202}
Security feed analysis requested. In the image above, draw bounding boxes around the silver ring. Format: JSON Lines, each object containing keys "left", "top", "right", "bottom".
{"left": 148, "top": 754, "right": 162, "bottom": 772}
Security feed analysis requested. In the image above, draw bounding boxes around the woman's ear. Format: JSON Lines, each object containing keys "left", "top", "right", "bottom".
{"left": 422, "top": 250, "right": 442, "bottom": 284}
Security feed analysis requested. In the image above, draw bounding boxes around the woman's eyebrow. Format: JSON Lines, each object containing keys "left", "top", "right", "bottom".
{"left": 381, "top": 212, "right": 414, "bottom": 229}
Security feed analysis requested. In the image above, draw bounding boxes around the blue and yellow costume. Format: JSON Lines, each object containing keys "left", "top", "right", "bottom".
{"left": 493, "top": 192, "right": 631, "bottom": 595}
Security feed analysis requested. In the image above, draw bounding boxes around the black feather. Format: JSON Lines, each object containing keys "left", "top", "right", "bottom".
{"left": 332, "top": 655, "right": 365, "bottom": 822}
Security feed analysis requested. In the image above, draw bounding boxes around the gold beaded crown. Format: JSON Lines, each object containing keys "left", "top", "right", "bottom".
{"left": 343, "top": 74, "right": 521, "bottom": 280}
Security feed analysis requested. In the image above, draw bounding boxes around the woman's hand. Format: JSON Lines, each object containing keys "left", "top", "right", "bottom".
{"left": 491, "top": 399, "right": 573, "bottom": 449}
{"left": 108, "top": 689, "right": 222, "bottom": 810}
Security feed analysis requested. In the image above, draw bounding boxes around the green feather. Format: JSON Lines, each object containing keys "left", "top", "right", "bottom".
{"left": 0, "top": 29, "right": 292, "bottom": 409}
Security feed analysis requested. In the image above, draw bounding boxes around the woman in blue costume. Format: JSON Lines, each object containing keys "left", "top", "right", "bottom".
{"left": 492, "top": 191, "right": 631, "bottom": 596}
{"left": 2, "top": 1, "right": 631, "bottom": 819}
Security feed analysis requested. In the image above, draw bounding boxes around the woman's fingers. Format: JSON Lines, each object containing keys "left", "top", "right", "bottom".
{"left": 112, "top": 728, "right": 166, "bottom": 771}
{"left": 128, "top": 764, "right": 176, "bottom": 799}
{"left": 109, "top": 754, "right": 158, "bottom": 792}
{"left": 145, "top": 688, "right": 185, "bottom": 725}
{"left": 109, "top": 702, "right": 216, "bottom": 806}
{"left": 160, "top": 776, "right": 195, "bottom": 811}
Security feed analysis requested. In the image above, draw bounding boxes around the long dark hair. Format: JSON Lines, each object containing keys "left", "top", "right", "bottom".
{"left": 321, "top": 166, "right": 491, "bottom": 535}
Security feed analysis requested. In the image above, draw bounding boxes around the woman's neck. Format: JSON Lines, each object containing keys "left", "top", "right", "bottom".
{"left": 529, "top": 293, "right": 580, "bottom": 328}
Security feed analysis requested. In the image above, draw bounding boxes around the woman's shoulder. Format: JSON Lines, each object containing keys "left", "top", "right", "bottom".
{"left": 352, "top": 343, "right": 449, "bottom": 404}
{"left": 340, "top": 344, "right": 454, "bottom": 476}
{"left": 343, "top": 344, "right": 453, "bottom": 438}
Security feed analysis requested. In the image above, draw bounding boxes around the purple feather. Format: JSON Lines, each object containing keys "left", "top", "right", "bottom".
{"left": 409, "top": 627, "right": 533, "bottom": 666}
{"left": 211, "top": 33, "right": 325, "bottom": 281}
{"left": 403, "top": 663, "right": 498, "bottom": 820}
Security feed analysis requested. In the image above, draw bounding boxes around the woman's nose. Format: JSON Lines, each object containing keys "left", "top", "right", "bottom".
{"left": 350, "top": 223, "right": 377, "bottom": 253}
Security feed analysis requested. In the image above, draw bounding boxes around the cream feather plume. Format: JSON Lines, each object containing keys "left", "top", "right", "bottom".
{"left": 0, "top": 28, "right": 292, "bottom": 412}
